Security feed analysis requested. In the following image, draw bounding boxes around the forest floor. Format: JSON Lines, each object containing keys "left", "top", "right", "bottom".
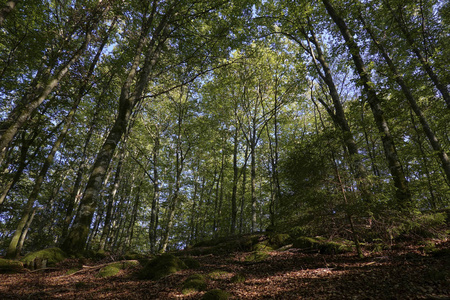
{"left": 1, "top": 240, "right": 449, "bottom": 299}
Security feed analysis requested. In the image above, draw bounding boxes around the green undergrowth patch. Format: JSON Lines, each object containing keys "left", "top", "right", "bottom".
{"left": 201, "top": 289, "right": 231, "bottom": 299}
{"left": 21, "top": 247, "right": 67, "bottom": 270}
{"left": 138, "top": 254, "right": 187, "bottom": 280}
{"left": 182, "top": 257, "right": 201, "bottom": 269}
{"left": 0, "top": 258, "right": 24, "bottom": 273}
{"left": 292, "top": 236, "right": 353, "bottom": 254}
{"left": 208, "top": 269, "right": 231, "bottom": 280}
{"left": 182, "top": 274, "right": 207, "bottom": 294}
{"left": 230, "top": 272, "right": 246, "bottom": 283}
{"left": 245, "top": 249, "right": 270, "bottom": 262}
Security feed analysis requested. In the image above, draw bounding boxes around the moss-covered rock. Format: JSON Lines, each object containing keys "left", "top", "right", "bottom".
{"left": 21, "top": 247, "right": 66, "bottom": 270}
{"left": 97, "top": 260, "right": 140, "bottom": 278}
{"left": 268, "top": 233, "right": 291, "bottom": 249}
{"left": 292, "top": 236, "right": 353, "bottom": 254}
{"left": 182, "top": 274, "right": 207, "bottom": 294}
{"left": 245, "top": 250, "right": 270, "bottom": 262}
{"left": 0, "top": 258, "right": 24, "bottom": 273}
{"left": 98, "top": 262, "right": 121, "bottom": 278}
{"left": 252, "top": 241, "right": 274, "bottom": 252}
{"left": 201, "top": 289, "right": 231, "bottom": 300}
{"left": 123, "top": 252, "right": 145, "bottom": 260}
{"left": 138, "top": 254, "right": 187, "bottom": 280}
{"left": 230, "top": 272, "right": 246, "bottom": 283}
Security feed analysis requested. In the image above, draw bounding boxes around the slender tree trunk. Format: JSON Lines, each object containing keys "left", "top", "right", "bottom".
{"left": 149, "top": 129, "right": 160, "bottom": 254}
{"left": 0, "top": 24, "right": 94, "bottom": 166}
{"left": 239, "top": 145, "right": 249, "bottom": 234}
{"left": 322, "top": 0, "right": 411, "bottom": 208}
{"left": 5, "top": 71, "right": 91, "bottom": 257}
{"left": 304, "top": 26, "right": 372, "bottom": 203}
{"left": 361, "top": 16, "right": 450, "bottom": 184}
{"left": 250, "top": 129, "right": 257, "bottom": 233}
{"left": 384, "top": 0, "right": 450, "bottom": 108}
{"left": 62, "top": 4, "right": 171, "bottom": 253}
{"left": 99, "top": 143, "right": 127, "bottom": 251}
{"left": 15, "top": 207, "right": 36, "bottom": 258}
{"left": 230, "top": 126, "right": 239, "bottom": 234}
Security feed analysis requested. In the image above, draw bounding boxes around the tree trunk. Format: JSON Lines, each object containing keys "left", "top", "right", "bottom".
{"left": 304, "top": 26, "right": 372, "bottom": 203}
{"left": 61, "top": 4, "right": 170, "bottom": 253}
{"left": 322, "top": 0, "right": 411, "bottom": 208}
{"left": 384, "top": 0, "right": 450, "bottom": 108}
{"left": 361, "top": 15, "right": 450, "bottom": 184}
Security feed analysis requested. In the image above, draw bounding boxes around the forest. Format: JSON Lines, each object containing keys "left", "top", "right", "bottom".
{"left": 0, "top": 0, "right": 449, "bottom": 298}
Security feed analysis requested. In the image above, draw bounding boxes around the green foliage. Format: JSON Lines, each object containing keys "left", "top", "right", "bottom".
{"left": 182, "top": 274, "right": 207, "bottom": 294}
{"left": 138, "top": 254, "right": 187, "bottom": 280}
{"left": 201, "top": 289, "right": 231, "bottom": 300}
{"left": 0, "top": 258, "right": 24, "bottom": 273}
{"left": 393, "top": 212, "right": 447, "bottom": 241}
{"left": 20, "top": 247, "right": 67, "bottom": 269}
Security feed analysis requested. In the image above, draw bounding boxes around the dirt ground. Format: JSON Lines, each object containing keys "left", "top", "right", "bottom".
{"left": 1, "top": 242, "right": 449, "bottom": 299}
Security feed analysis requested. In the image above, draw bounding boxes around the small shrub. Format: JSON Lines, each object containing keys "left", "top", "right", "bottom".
{"left": 201, "top": 289, "right": 231, "bottom": 300}
{"left": 182, "top": 274, "right": 207, "bottom": 294}
{"left": 138, "top": 254, "right": 187, "bottom": 280}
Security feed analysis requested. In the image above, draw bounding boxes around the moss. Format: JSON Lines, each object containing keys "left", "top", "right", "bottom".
{"left": 97, "top": 262, "right": 121, "bottom": 278}
{"left": 208, "top": 270, "right": 230, "bottom": 280}
{"left": 138, "top": 254, "right": 187, "bottom": 280}
{"left": 122, "top": 260, "right": 140, "bottom": 268}
{"left": 201, "top": 289, "right": 231, "bottom": 300}
{"left": 182, "top": 274, "right": 207, "bottom": 294}
{"left": 21, "top": 247, "right": 66, "bottom": 269}
{"left": 123, "top": 252, "right": 145, "bottom": 260}
{"left": 66, "top": 268, "right": 79, "bottom": 275}
{"left": 252, "top": 240, "right": 273, "bottom": 252}
{"left": 0, "top": 258, "right": 24, "bottom": 273}
{"left": 292, "top": 236, "right": 353, "bottom": 254}
{"left": 319, "top": 240, "right": 353, "bottom": 254}
{"left": 230, "top": 272, "right": 246, "bottom": 283}
{"left": 245, "top": 250, "right": 269, "bottom": 262}
{"left": 268, "top": 233, "right": 291, "bottom": 249}
{"left": 182, "top": 257, "right": 201, "bottom": 269}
